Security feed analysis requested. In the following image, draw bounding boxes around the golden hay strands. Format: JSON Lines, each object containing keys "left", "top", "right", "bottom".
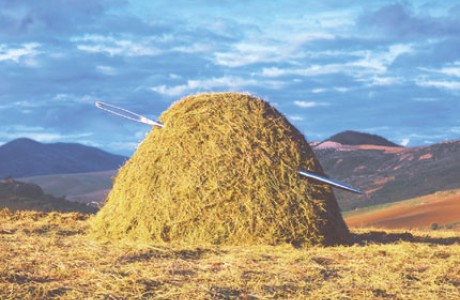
{"left": 90, "top": 92, "right": 350, "bottom": 246}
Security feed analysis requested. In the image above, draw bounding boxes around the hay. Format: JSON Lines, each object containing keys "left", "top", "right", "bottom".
{"left": 90, "top": 93, "right": 350, "bottom": 246}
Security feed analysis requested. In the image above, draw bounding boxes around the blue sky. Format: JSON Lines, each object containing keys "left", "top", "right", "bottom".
{"left": 1, "top": 0, "right": 459, "bottom": 155}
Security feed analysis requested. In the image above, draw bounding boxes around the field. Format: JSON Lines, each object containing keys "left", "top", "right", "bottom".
{"left": 345, "top": 189, "right": 460, "bottom": 230}
{"left": 22, "top": 171, "right": 115, "bottom": 204}
{"left": 1, "top": 209, "right": 459, "bottom": 299}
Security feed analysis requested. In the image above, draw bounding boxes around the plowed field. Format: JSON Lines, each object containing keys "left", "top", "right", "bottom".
{"left": 345, "top": 190, "right": 460, "bottom": 230}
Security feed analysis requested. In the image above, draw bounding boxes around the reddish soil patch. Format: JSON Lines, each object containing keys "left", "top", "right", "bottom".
{"left": 346, "top": 192, "right": 460, "bottom": 229}
{"left": 354, "top": 144, "right": 407, "bottom": 153}
{"left": 373, "top": 176, "right": 395, "bottom": 186}
{"left": 419, "top": 153, "right": 433, "bottom": 160}
{"left": 364, "top": 186, "right": 383, "bottom": 197}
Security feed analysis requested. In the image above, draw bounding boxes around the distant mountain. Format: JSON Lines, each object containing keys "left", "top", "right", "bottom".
{"left": 325, "top": 130, "right": 401, "bottom": 147}
{"left": 0, "top": 138, "right": 127, "bottom": 178}
{"left": 313, "top": 138, "right": 460, "bottom": 211}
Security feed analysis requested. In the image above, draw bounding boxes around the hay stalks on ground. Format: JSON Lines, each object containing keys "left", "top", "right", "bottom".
{"left": 1, "top": 209, "right": 459, "bottom": 299}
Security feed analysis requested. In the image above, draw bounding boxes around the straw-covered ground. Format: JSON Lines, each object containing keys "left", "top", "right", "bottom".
{"left": 1, "top": 208, "right": 459, "bottom": 299}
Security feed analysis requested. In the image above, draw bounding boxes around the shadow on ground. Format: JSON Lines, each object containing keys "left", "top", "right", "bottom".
{"left": 352, "top": 231, "right": 460, "bottom": 246}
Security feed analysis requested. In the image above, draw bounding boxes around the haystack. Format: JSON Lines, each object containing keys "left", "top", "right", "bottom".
{"left": 90, "top": 93, "right": 350, "bottom": 246}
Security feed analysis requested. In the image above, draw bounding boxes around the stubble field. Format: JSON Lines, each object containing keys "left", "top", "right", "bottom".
{"left": 0, "top": 209, "right": 459, "bottom": 299}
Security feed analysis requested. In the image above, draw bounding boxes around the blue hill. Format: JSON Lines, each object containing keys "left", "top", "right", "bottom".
{"left": 0, "top": 138, "right": 127, "bottom": 178}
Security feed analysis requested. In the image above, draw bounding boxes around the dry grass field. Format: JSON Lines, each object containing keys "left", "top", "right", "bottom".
{"left": 1, "top": 208, "right": 459, "bottom": 299}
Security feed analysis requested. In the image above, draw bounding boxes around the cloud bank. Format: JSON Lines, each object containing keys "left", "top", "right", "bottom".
{"left": 1, "top": 0, "right": 459, "bottom": 154}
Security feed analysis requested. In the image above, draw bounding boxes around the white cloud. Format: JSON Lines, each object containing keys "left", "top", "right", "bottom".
{"left": 96, "top": 65, "right": 117, "bottom": 75}
{"left": 108, "top": 141, "right": 140, "bottom": 153}
{"left": 0, "top": 125, "right": 93, "bottom": 143}
{"left": 412, "top": 97, "right": 438, "bottom": 102}
{"left": 289, "top": 33, "right": 335, "bottom": 47}
{"left": 287, "top": 115, "right": 304, "bottom": 122}
{"left": 293, "top": 101, "right": 320, "bottom": 108}
{"left": 213, "top": 33, "right": 335, "bottom": 67}
{"left": 184, "top": 77, "right": 260, "bottom": 91}
{"left": 363, "top": 126, "right": 391, "bottom": 132}
{"left": 173, "top": 43, "right": 214, "bottom": 54}
{"left": 334, "top": 87, "right": 349, "bottom": 93}
{"left": 77, "top": 43, "right": 158, "bottom": 57}
{"left": 0, "top": 43, "right": 41, "bottom": 63}
{"left": 261, "top": 65, "right": 340, "bottom": 77}
{"left": 261, "top": 67, "right": 288, "bottom": 77}
{"left": 262, "top": 64, "right": 357, "bottom": 77}
{"left": 449, "top": 127, "right": 460, "bottom": 134}
{"left": 0, "top": 101, "right": 44, "bottom": 110}
{"left": 260, "top": 44, "right": 413, "bottom": 79}
{"left": 439, "top": 67, "right": 460, "bottom": 77}
{"left": 312, "top": 88, "right": 326, "bottom": 94}
{"left": 151, "top": 76, "right": 282, "bottom": 97}
{"left": 366, "top": 76, "right": 403, "bottom": 86}
{"left": 151, "top": 84, "right": 190, "bottom": 97}
{"left": 350, "top": 44, "right": 412, "bottom": 75}
{"left": 419, "top": 63, "right": 460, "bottom": 78}
{"left": 400, "top": 138, "right": 410, "bottom": 146}
{"left": 214, "top": 43, "right": 287, "bottom": 67}
{"left": 399, "top": 133, "right": 448, "bottom": 142}
{"left": 54, "top": 94, "right": 100, "bottom": 104}
{"left": 416, "top": 79, "right": 460, "bottom": 91}
{"left": 74, "top": 35, "right": 160, "bottom": 57}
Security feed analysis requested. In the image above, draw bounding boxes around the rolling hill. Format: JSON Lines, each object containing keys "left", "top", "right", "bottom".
{"left": 313, "top": 134, "right": 460, "bottom": 210}
{"left": 0, "top": 138, "right": 127, "bottom": 178}
{"left": 0, "top": 179, "right": 97, "bottom": 213}
{"left": 325, "top": 130, "right": 401, "bottom": 147}
{"left": 344, "top": 189, "right": 460, "bottom": 230}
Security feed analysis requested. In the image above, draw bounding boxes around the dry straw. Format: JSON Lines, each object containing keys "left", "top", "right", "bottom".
{"left": 90, "top": 93, "right": 350, "bottom": 246}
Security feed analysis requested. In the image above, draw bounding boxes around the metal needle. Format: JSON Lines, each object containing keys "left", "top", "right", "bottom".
{"left": 95, "top": 101, "right": 164, "bottom": 128}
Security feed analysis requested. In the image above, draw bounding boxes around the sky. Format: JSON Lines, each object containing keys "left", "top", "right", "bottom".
{"left": 1, "top": 0, "right": 459, "bottom": 155}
